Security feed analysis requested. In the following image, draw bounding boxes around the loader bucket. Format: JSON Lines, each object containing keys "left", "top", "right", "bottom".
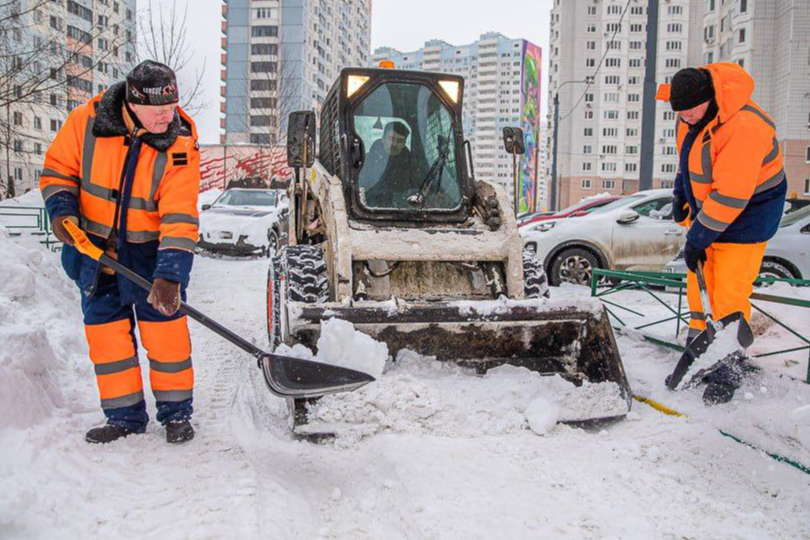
{"left": 287, "top": 298, "right": 632, "bottom": 424}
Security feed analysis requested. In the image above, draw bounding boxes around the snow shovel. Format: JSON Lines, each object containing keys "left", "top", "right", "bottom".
{"left": 666, "top": 261, "right": 753, "bottom": 390}
{"left": 62, "top": 220, "right": 375, "bottom": 399}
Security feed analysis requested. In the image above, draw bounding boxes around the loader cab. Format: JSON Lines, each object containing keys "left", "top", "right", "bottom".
{"left": 319, "top": 68, "right": 474, "bottom": 223}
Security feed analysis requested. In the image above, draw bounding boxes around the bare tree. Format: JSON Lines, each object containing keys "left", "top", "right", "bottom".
{"left": 0, "top": 0, "right": 133, "bottom": 198}
{"left": 137, "top": 0, "right": 209, "bottom": 116}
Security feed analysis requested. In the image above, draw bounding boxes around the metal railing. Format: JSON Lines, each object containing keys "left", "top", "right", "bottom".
{"left": 590, "top": 269, "right": 810, "bottom": 383}
{"left": 0, "top": 205, "right": 61, "bottom": 251}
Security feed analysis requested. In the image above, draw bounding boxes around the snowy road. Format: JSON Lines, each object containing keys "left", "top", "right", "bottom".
{"left": 2, "top": 247, "right": 809, "bottom": 540}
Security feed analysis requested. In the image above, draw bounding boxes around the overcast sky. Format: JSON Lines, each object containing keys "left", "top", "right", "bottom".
{"left": 148, "top": 0, "right": 553, "bottom": 144}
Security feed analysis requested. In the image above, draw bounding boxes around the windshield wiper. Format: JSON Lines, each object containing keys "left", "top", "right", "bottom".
{"left": 407, "top": 134, "right": 451, "bottom": 208}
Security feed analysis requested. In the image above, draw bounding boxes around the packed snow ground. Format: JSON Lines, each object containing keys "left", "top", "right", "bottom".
{"left": 1, "top": 228, "right": 809, "bottom": 540}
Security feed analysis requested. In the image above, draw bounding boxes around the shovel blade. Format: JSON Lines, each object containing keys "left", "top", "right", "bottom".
{"left": 667, "top": 312, "right": 753, "bottom": 390}
{"left": 260, "top": 353, "right": 375, "bottom": 399}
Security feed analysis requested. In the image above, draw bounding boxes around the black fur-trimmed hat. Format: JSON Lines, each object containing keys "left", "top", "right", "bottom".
{"left": 126, "top": 60, "right": 179, "bottom": 106}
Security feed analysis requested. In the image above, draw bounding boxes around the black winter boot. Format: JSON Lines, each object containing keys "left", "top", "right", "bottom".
{"left": 166, "top": 420, "right": 195, "bottom": 444}
{"left": 702, "top": 353, "right": 746, "bottom": 406}
{"left": 85, "top": 424, "right": 142, "bottom": 444}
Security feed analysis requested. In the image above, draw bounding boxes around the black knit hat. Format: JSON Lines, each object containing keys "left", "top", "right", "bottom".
{"left": 670, "top": 68, "right": 714, "bottom": 111}
{"left": 126, "top": 60, "right": 179, "bottom": 106}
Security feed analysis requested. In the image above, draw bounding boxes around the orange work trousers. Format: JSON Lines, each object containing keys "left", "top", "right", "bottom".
{"left": 686, "top": 242, "right": 767, "bottom": 341}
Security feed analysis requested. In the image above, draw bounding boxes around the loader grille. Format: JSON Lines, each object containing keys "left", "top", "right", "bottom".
{"left": 319, "top": 83, "right": 341, "bottom": 177}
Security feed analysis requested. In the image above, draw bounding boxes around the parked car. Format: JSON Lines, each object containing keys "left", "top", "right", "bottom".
{"left": 518, "top": 195, "right": 619, "bottom": 229}
{"left": 521, "top": 189, "right": 684, "bottom": 286}
{"left": 517, "top": 210, "right": 556, "bottom": 225}
{"left": 198, "top": 188, "right": 288, "bottom": 257}
{"left": 663, "top": 204, "right": 810, "bottom": 282}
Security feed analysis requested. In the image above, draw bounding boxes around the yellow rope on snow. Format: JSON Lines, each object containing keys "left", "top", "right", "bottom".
{"left": 633, "top": 394, "right": 685, "bottom": 418}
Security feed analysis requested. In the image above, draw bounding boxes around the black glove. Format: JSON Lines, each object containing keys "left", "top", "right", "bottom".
{"left": 672, "top": 196, "right": 690, "bottom": 223}
{"left": 52, "top": 216, "right": 80, "bottom": 246}
{"left": 684, "top": 241, "right": 706, "bottom": 273}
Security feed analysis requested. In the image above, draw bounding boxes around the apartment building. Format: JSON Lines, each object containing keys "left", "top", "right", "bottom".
{"left": 547, "top": 0, "right": 706, "bottom": 209}
{"left": 702, "top": 0, "right": 810, "bottom": 199}
{"left": 1, "top": 0, "right": 138, "bottom": 198}
{"left": 221, "top": 0, "right": 372, "bottom": 145}
{"left": 372, "top": 33, "right": 544, "bottom": 212}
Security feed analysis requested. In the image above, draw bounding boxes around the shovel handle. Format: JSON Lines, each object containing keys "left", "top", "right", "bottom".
{"left": 61, "top": 218, "right": 267, "bottom": 362}
{"left": 695, "top": 261, "right": 715, "bottom": 330}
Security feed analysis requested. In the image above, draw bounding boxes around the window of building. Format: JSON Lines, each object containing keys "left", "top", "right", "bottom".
{"left": 251, "top": 62, "right": 277, "bottom": 73}
{"left": 604, "top": 110, "right": 619, "bottom": 120}
{"left": 625, "top": 163, "right": 638, "bottom": 173}
{"left": 627, "top": 111, "right": 639, "bottom": 120}
{"left": 584, "top": 128, "right": 593, "bottom": 137}
{"left": 629, "top": 58, "right": 642, "bottom": 68}
{"left": 605, "top": 58, "right": 621, "bottom": 68}
{"left": 630, "top": 41, "right": 643, "bottom": 50}
{"left": 740, "top": 0, "right": 748, "bottom": 13}
{"left": 628, "top": 76, "right": 640, "bottom": 85}
{"left": 626, "top": 145, "right": 638, "bottom": 155}
{"left": 250, "top": 115, "right": 274, "bottom": 127}
{"left": 664, "top": 111, "right": 676, "bottom": 121}
{"left": 602, "top": 163, "right": 617, "bottom": 172}
{"left": 252, "top": 43, "right": 278, "bottom": 55}
{"left": 67, "top": 25, "right": 92, "bottom": 43}
{"left": 255, "top": 8, "right": 278, "bottom": 18}
{"left": 12, "top": 111, "right": 22, "bottom": 126}
{"left": 602, "top": 179, "right": 616, "bottom": 189}
{"left": 34, "top": 116, "right": 41, "bottom": 130}
{"left": 50, "top": 15, "right": 62, "bottom": 31}
{"left": 584, "top": 110, "right": 594, "bottom": 120}
{"left": 605, "top": 75, "right": 620, "bottom": 85}
{"left": 602, "top": 145, "right": 617, "bottom": 155}
{"left": 605, "top": 92, "right": 620, "bottom": 103}
{"left": 806, "top": 145, "right": 810, "bottom": 162}
{"left": 35, "top": 143, "right": 43, "bottom": 155}
{"left": 583, "top": 162, "right": 592, "bottom": 171}
{"left": 665, "top": 58, "right": 681, "bottom": 69}
{"left": 588, "top": 6, "right": 597, "bottom": 15}
{"left": 805, "top": 179, "right": 810, "bottom": 196}
{"left": 630, "top": 23, "right": 643, "bottom": 33}
{"left": 738, "top": 28, "right": 746, "bottom": 44}
{"left": 661, "top": 163, "right": 677, "bottom": 173}
{"left": 250, "top": 97, "right": 276, "bottom": 109}
{"left": 251, "top": 26, "right": 278, "bottom": 38}
{"left": 705, "top": 25, "right": 715, "bottom": 41}
{"left": 584, "top": 93, "right": 594, "bottom": 103}
{"left": 603, "top": 127, "right": 618, "bottom": 137}
{"left": 608, "top": 5, "right": 623, "bottom": 15}
{"left": 631, "top": 6, "right": 644, "bottom": 15}
{"left": 583, "top": 145, "right": 592, "bottom": 154}
{"left": 251, "top": 79, "right": 277, "bottom": 91}
{"left": 709, "top": 0, "right": 716, "bottom": 11}
{"left": 587, "top": 24, "right": 596, "bottom": 33}
{"left": 606, "top": 23, "right": 622, "bottom": 33}
{"left": 667, "top": 23, "right": 683, "bottom": 33}
{"left": 628, "top": 93, "right": 640, "bottom": 103}
{"left": 582, "top": 179, "right": 592, "bottom": 189}
{"left": 662, "top": 146, "right": 677, "bottom": 155}
{"left": 666, "top": 41, "right": 682, "bottom": 51}
{"left": 586, "top": 41, "right": 596, "bottom": 50}
{"left": 626, "top": 128, "right": 639, "bottom": 137}
{"left": 250, "top": 134, "right": 272, "bottom": 145}
{"left": 668, "top": 5, "right": 683, "bottom": 15}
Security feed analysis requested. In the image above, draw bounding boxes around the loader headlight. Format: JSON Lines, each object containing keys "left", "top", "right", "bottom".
{"left": 439, "top": 80, "right": 460, "bottom": 103}
{"left": 346, "top": 75, "right": 370, "bottom": 98}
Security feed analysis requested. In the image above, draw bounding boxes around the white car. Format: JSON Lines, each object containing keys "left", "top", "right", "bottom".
{"left": 521, "top": 189, "right": 685, "bottom": 286}
{"left": 198, "top": 188, "right": 289, "bottom": 257}
{"left": 664, "top": 204, "right": 810, "bottom": 281}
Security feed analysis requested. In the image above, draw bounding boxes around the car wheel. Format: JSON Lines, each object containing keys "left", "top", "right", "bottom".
{"left": 268, "top": 229, "right": 280, "bottom": 257}
{"left": 549, "top": 247, "right": 600, "bottom": 287}
{"left": 758, "top": 260, "right": 795, "bottom": 286}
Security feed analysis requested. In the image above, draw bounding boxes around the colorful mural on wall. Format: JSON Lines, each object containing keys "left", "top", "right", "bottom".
{"left": 199, "top": 145, "right": 292, "bottom": 192}
{"left": 519, "top": 42, "right": 542, "bottom": 213}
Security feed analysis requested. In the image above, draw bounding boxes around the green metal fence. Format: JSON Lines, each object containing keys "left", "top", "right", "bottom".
{"left": 590, "top": 269, "right": 810, "bottom": 383}
{"left": 0, "top": 206, "right": 61, "bottom": 251}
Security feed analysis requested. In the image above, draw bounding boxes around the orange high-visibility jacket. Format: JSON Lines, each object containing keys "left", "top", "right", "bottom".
{"left": 40, "top": 82, "right": 200, "bottom": 290}
{"left": 656, "top": 63, "right": 786, "bottom": 249}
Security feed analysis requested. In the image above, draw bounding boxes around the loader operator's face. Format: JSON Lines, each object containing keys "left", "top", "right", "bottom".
{"left": 383, "top": 130, "right": 407, "bottom": 156}
{"left": 130, "top": 102, "right": 178, "bottom": 134}
{"left": 677, "top": 100, "right": 711, "bottom": 126}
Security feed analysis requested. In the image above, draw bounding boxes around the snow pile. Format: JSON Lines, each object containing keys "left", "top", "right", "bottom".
{"left": 0, "top": 190, "right": 43, "bottom": 208}
{"left": 452, "top": 295, "right": 605, "bottom": 317}
{"left": 676, "top": 320, "right": 742, "bottom": 390}
{"left": 277, "top": 318, "right": 388, "bottom": 379}
{"left": 298, "top": 346, "right": 628, "bottom": 444}
{"left": 0, "top": 228, "right": 90, "bottom": 430}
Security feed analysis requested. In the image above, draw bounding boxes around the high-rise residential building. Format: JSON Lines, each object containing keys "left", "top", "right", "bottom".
{"left": 701, "top": 0, "right": 810, "bottom": 199}
{"left": 372, "top": 33, "right": 544, "bottom": 212}
{"left": 547, "top": 0, "right": 706, "bottom": 209}
{"left": 0, "top": 0, "right": 138, "bottom": 198}
{"left": 221, "top": 0, "right": 372, "bottom": 146}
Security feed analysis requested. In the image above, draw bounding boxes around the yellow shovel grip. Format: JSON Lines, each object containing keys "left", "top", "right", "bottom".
{"left": 62, "top": 219, "right": 104, "bottom": 261}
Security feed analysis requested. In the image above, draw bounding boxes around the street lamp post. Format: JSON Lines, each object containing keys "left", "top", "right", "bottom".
{"left": 551, "top": 79, "right": 588, "bottom": 212}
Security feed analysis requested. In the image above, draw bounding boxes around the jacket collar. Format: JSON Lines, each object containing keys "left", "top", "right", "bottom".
{"left": 92, "top": 81, "right": 190, "bottom": 152}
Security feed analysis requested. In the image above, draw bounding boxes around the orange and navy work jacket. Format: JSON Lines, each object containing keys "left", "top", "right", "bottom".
{"left": 656, "top": 63, "right": 787, "bottom": 250}
{"left": 40, "top": 81, "right": 200, "bottom": 296}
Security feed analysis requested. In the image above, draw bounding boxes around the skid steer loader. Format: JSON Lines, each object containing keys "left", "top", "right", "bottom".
{"left": 269, "top": 67, "right": 631, "bottom": 433}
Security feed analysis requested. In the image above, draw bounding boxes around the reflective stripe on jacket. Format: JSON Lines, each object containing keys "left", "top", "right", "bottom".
{"left": 657, "top": 62, "right": 787, "bottom": 249}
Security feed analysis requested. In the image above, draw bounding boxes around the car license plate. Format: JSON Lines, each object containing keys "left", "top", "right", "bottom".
{"left": 220, "top": 231, "right": 233, "bottom": 240}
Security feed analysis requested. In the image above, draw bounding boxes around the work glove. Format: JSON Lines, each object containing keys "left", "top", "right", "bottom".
{"left": 672, "top": 195, "right": 690, "bottom": 224}
{"left": 684, "top": 241, "right": 707, "bottom": 273}
{"left": 148, "top": 278, "right": 181, "bottom": 317}
{"left": 52, "top": 216, "right": 80, "bottom": 246}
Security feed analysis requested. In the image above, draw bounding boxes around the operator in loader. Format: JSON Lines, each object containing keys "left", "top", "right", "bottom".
{"left": 40, "top": 60, "right": 201, "bottom": 444}
{"left": 364, "top": 121, "right": 422, "bottom": 207}
{"left": 656, "top": 63, "right": 787, "bottom": 405}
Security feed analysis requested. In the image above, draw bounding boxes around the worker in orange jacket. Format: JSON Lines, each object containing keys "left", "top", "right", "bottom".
{"left": 657, "top": 63, "right": 787, "bottom": 405}
{"left": 41, "top": 61, "right": 201, "bottom": 443}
